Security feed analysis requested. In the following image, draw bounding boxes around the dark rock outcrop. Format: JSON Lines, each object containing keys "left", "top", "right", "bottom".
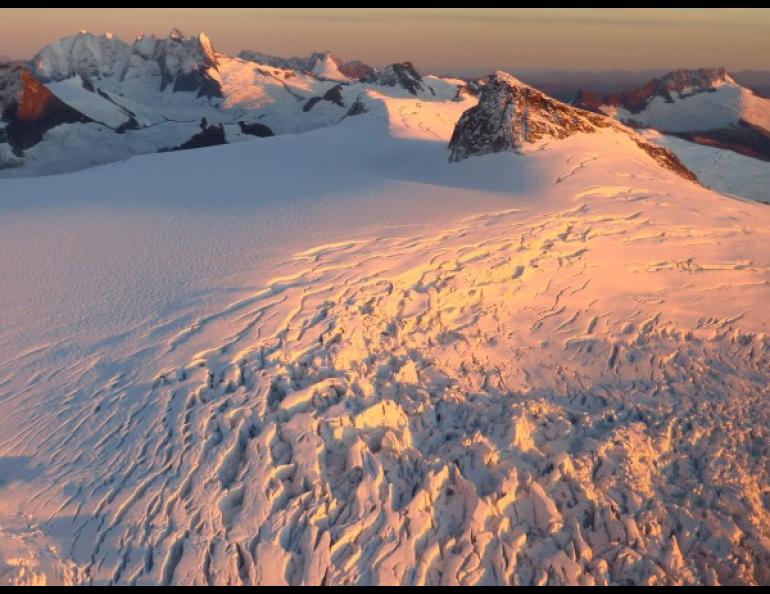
{"left": 303, "top": 85, "right": 346, "bottom": 112}
{"left": 138, "top": 30, "right": 222, "bottom": 99}
{"left": 345, "top": 96, "right": 368, "bottom": 117}
{"left": 449, "top": 71, "right": 609, "bottom": 162}
{"left": 362, "top": 62, "right": 426, "bottom": 96}
{"left": 570, "top": 88, "right": 603, "bottom": 112}
{"left": 160, "top": 122, "right": 226, "bottom": 152}
{"left": 238, "top": 121, "right": 274, "bottom": 137}
{"left": 0, "top": 64, "right": 92, "bottom": 151}
{"left": 448, "top": 71, "right": 697, "bottom": 182}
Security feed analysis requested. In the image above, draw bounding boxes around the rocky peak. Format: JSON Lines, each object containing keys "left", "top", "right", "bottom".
{"left": 449, "top": 71, "right": 608, "bottom": 162}
{"left": 125, "top": 29, "right": 221, "bottom": 98}
{"left": 0, "top": 63, "right": 91, "bottom": 152}
{"left": 448, "top": 71, "right": 697, "bottom": 182}
{"left": 362, "top": 62, "right": 425, "bottom": 95}
{"left": 658, "top": 67, "right": 734, "bottom": 92}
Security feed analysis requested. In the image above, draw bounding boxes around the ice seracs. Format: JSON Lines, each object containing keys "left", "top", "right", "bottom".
{"left": 1, "top": 80, "right": 770, "bottom": 583}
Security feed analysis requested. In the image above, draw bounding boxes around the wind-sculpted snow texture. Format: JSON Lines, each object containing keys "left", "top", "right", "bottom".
{"left": 2, "top": 162, "right": 770, "bottom": 585}
{"left": 0, "top": 73, "right": 769, "bottom": 586}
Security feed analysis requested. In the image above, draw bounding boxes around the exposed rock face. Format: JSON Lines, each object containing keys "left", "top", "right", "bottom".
{"left": 570, "top": 88, "right": 603, "bottom": 112}
{"left": 345, "top": 95, "right": 369, "bottom": 117}
{"left": 0, "top": 64, "right": 92, "bottom": 151}
{"left": 449, "top": 71, "right": 609, "bottom": 162}
{"left": 124, "top": 30, "right": 222, "bottom": 98}
{"left": 238, "top": 121, "right": 274, "bottom": 137}
{"left": 455, "top": 78, "right": 485, "bottom": 100}
{"left": 576, "top": 68, "right": 735, "bottom": 114}
{"left": 448, "top": 71, "right": 698, "bottom": 182}
{"left": 32, "top": 29, "right": 223, "bottom": 98}
{"left": 303, "top": 85, "right": 345, "bottom": 112}
{"left": 160, "top": 121, "right": 227, "bottom": 152}
{"left": 362, "top": 62, "right": 426, "bottom": 95}
{"left": 335, "top": 59, "right": 374, "bottom": 81}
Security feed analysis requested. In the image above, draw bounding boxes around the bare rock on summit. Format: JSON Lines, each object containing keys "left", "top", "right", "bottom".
{"left": 448, "top": 70, "right": 698, "bottom": 182}
{"left": 448, "top": 71, "right": 610, "bottom": 162}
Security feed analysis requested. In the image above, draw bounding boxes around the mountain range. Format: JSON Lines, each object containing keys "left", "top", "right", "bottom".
{"left": 1, "top": 29, "right": 769, "bottom": 203}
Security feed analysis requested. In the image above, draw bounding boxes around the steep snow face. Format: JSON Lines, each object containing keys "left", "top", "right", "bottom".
{"left": 309, "top": 52, "right": 346, "bottom": 81}
{"left": 1, "top": 91, "right": 770, "bottom": 585}
{"left": 644, "top": 129, "right": 770, "bottom": 203}
{"left": 32, "top": 31, "right": 130, "bottom": 82}
{"left": 33, "top": 29, "right": 222, "bottom": 98}
{"left": 238, "top": 50, "right": 373, "bottom": 82}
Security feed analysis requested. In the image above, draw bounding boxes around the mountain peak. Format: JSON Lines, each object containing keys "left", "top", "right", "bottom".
{"left": 32, "top": 31, "right": 130, "bottom": 82}
{"left": 168, "top": 28, "right": 186, "bottom": 41}
{"left": 598, "top": 67, "right": 738, "bottom": 114}
{"left": 491, "top": 70, "right": 526, "bottom": 88}
{"left": 448, "top": 71, "right": 697, "bottom": 181}
{"left": 659, "top": 66, "right": 734, "bottom": 88}
{"left": 362, "top": 62, "right": 425, "bottom": 95}
{"left": 448, "top": 71, "right": 607, "bottom": 162}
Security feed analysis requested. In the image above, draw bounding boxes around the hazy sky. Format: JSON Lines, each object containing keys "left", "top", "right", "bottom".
{"left": 2, "top": 8, "right": 770, "bottom": 74}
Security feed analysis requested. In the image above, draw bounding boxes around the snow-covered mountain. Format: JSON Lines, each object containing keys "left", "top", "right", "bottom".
{"left": 570, "top": 67, "right": 770, "bottom": 201}
{"left": 238, "top": 49, "right": 373, "bottom": 82}
{"left": 0, "top": 62, "right": 92, "bottom": 167}
{"left": 1, "top": 62, "right": 769, "bottom": 585}
{"left": 0, "top": 29, "right": 471, "bottom": 176}
{"left": 573, "top": 67, "right": 770, "bottom": 159}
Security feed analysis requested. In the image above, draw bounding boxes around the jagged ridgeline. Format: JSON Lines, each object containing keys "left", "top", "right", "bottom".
{"left": 0, "top": 29, "right": 470, "bottom": 174}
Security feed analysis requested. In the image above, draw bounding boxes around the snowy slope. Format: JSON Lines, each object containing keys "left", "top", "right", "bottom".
{"left": 0, "top": 80, "right": 769, "bottom": 586}
{"left": 571, "top": 67, "right": 770, "bottom": 203}
{"left": 643, "top": 129, "right": 770, "bottom": 203}
{"left": 606, "top": 84, "right": 770, "bottom": 133}
{"left": 572, "top": 68, "right": 770, "bottom": 171}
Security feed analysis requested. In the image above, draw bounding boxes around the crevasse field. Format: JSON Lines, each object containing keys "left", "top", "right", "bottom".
{"left": 0, "top": 84, "right": 769, "bottom": 585}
